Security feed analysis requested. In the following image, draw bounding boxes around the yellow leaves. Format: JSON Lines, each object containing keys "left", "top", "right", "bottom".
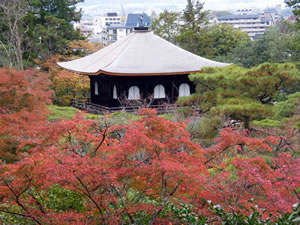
{"left": 68, "top": 40, "right": 103, "bottom": 55}
{"left": 33, "top": 39, "right": 103, "bottom": 106}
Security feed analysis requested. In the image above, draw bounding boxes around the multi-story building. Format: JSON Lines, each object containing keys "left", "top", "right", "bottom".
{"left": 216, "top": 7, "right": 282, "bottom": 40}
{"left": 216, "top": 14, "right": 270, "bottom": 40}
{"left": 97, "top": 13, "right": 151, "bottom": 46}
{"left": 93, "top": 12, "right": 122, "bottom": 34}
{"left": 75, "top": 19, "right": 94, "bottom": 37}
{"left": 75, "top": 12, "right": 122, "bottom": 37}
{"left": 263, "top": 7, "right": 282, "bottom": 25}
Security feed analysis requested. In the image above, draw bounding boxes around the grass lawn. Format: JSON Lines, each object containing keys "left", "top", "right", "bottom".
{"left": 48, "top": 105, "right": 103, "bottom": 121}
{"left": 47, "top": 105, "right": 138, "bottom": 122}
{"left": 48, "top": 105, "right": 80, "bottom": 121}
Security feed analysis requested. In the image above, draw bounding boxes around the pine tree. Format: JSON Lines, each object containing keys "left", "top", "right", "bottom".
{"left": 182, "top": 63, "right": 300, "bottom": 129}
{"left": 182, "top": 0, "right": 208, "bottom": 33}
{"left": 24, "top": 0, "right": 84, "bottom": 61}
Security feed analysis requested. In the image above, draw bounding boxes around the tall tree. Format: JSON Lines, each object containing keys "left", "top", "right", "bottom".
{"left": 0, "top": 0, "right": 28, "bottom": 69}
{"left": 151, "top": 10, "right": 180, "bottom": 43}
{"left": 175, "top": 0, "right": 210, "bottom": 56}
{"left": 181, "top": 0, "right": 208, "bottom": 33}
{"left": 0, "top": 0, "right": 85, "bottom": 68}
{"left": 205, "top": 24, "right": 250, "bottom": 59}
{"left": 24, "top": 0, "right": 84, "bottom": 61}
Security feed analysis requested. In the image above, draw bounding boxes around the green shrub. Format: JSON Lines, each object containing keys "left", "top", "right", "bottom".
{"left": 45, "top": 185, "right": 85, "bottom": 212}
{"left": 157, "top": 202, "right": 300, "bottom": 225}
{"left": 273, "top": 92, "right": 300, "bottom": 119}
{"left": 253, "top": 119, "right": 281, "bottom": 128}
{"left": 210, "top": 201, "right": 300, "bottom": 225}
{"left": 176, "top": 106, "right": 195, "bottom": 118}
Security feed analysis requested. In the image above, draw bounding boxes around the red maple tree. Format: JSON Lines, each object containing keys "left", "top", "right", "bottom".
{"left": 0, "top": 68, "right": 298, "bottom": 224}
{"left": 0, "top": 107, "right": 298, "bottom": 224}
{"left": 0, "top": 68, "right": 52, "bottom": 162}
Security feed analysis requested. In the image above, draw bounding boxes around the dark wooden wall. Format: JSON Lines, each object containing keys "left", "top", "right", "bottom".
{"left": 89, "top": 74, "right": 195, "bottom": 107}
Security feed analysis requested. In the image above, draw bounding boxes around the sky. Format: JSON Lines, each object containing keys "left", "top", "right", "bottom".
{"left": 77, "top": 0, "right": 288, "bottom": 16}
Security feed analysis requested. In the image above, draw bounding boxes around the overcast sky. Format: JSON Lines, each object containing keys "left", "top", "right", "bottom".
{"left": 77, "top": 0, "right": 288, "bottom": 15}
{"left": 204, "top": 0, "right": 285, "bottom": 10}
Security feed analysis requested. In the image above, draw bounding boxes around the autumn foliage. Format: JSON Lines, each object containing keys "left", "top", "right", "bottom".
{"left": 0, "top": 68, "right": 299, "bottom": 224}
{"left": 0, "top": 68, "right": 52, "bottom": 162}
{"left": 0, "top": 105, "right": 299, "bottom": 224}
{"left": 38, "top": 40, "right": 102, "bottom": 106}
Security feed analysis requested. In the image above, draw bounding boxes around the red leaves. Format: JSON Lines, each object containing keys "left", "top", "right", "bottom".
{"left": 0, "top": 106, "right": 298, "bottom": 223}
{"left": 200, "top": 153, "right": 299, "bottom": 216}
{"left": 0, "top": 68, "right": 53, "bottom": 162}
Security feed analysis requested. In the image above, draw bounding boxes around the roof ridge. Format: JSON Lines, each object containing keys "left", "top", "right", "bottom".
{"left": 102, "top": 32, "right": 136, "bottom": 72}
{"left": 83, "top": 33, "right": 135, "bottom": 71}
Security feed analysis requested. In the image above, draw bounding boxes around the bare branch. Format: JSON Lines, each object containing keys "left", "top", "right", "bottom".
{"left": 0, "top": 0, "right": 28, "bottom": 69}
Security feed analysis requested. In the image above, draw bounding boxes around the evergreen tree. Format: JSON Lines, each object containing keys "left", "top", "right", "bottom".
{"left": 180, "top": 63, "right": 300, "bottom": 129}
{"left": 24, "top": 0, "right": 84, "bottom": 61}
{"left": 181, "top": 0, "right": 208, "bottom": 33}
{"left": 151, "top": 1, "right": 249, "bottom": 60}
{"left": 206, "top": 24, "right": 250, "bottom": 59}
{"left": 230, "top": 23, "right": 300, "bottom": 68}
{"left": 285, "top": 0, "right": 300, "bottom": 29}
{"left": 0, "top": 0, "right": 85, "bottom": 68}
{"left": 175, "top": 0, "right": 209, "bottom": 56}
{"left": 151, "top": 10, "right": 180, "bottom": 43}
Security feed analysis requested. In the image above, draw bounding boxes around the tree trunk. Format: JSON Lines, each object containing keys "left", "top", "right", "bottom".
{"left": 244, "top": 117, "right": 250, "bottom": 130}
{"left": 0, "top": 0, "right": 27, "bottom": 70}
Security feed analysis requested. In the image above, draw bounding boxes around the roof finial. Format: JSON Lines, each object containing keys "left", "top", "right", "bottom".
{"left": 138, "top": 14, "right": 144, "bottom": 27}
{"left": 134, "top": 13, "right": 149, "bottom": 32}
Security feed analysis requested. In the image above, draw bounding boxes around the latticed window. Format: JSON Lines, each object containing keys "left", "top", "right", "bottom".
{"left": 154, "top": 84, "right": 166, "bottom": 99}
{"left": 113, "top": 85, "right": 117, "bottom": 99}
{"left": 128, "top": 86, "right": 140, "bottom": 100}
{"left": 95, "top": 81, "right": 99, "bottom": 95}
{"left": 179, "top": 83, "right": 190, "bottom": 97}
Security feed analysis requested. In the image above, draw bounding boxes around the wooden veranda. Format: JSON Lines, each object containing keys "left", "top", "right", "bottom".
{"left": 71, "top": 98, "right": 199, "bottom": 115}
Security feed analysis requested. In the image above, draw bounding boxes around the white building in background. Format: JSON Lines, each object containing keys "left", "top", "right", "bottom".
{"left": 74, "top": 19, "right": 94, "bottom": 37}
{"left": 93, "top": 12, "right": 122, "bottom": 34}
{"left": 91, "top": 13, "right": 151, "bottom": 46}
{"left": 216, "top": 14, "right": 270, "bottom": 40}
{"left": 75, "top": 12, "right": 122, "bottom": 37}
{"left": 216, "top": 7, "right": 282, "bottom": 40}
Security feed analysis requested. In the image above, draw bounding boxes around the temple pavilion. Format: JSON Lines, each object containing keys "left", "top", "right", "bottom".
{"left": 58, "top": 27, "right": 229, "bottom": 112}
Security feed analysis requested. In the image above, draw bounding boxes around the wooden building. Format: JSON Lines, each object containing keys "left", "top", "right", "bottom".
{"left": 58, "top": 27, "right": 229, "bottom": 111}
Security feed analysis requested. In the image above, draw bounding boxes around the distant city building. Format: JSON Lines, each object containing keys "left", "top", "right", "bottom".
{"left": 93, "top": 12, "right": 122, "bottom": 34}
{"left": 236, "top": 9, "right": 254, "bottom": 15}
{"left": 93, "top": 13, "right": 152, "bottom": 46}
{"left": 216, "top": 7, "right": 282, "bottom": 40}
{"left": 75, "top": 12, "right": 122, "bottom": 37}
{"left": 75, "top": 19, "right": 94, "bottom": 37}
{"left": 263, "top": 6, "right": 282, "bottom": 25}
{"left": 77, "top": 5, "right": 285, "bottom": 43}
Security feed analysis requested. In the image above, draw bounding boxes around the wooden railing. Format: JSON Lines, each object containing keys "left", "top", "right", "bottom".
{"left": 71, "top": 98, "right": 197, "bottom": 115}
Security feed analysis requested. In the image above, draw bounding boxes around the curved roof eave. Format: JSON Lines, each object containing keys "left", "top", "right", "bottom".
{"left": 92, "top": 69, "right": 203, "bottom": 76}
{"left": 55, "top": 67, "right": 203, "bottom": 76}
